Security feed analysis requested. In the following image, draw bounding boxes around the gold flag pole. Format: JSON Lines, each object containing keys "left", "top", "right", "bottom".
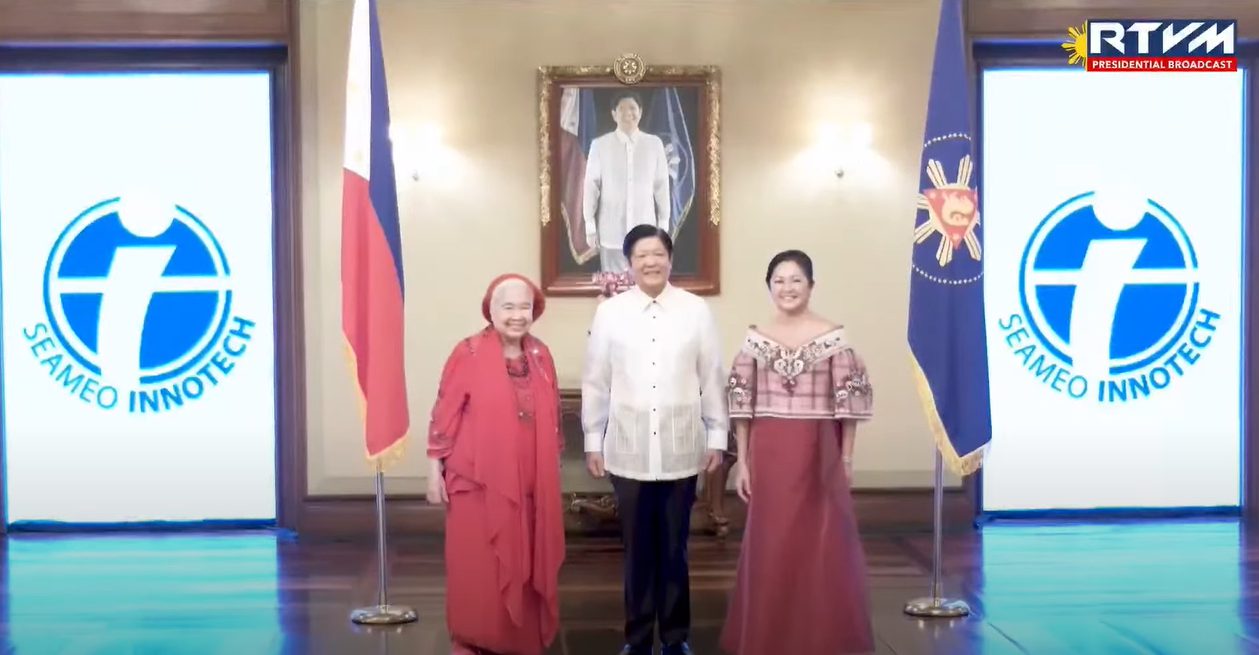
{"left": 903, "top": 449, "right": 970, "bottom": 618}
{"left": 350, "top": 467, "right": 418, "bottom": 625}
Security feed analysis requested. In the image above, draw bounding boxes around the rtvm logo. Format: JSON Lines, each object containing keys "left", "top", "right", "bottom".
{"left": 1062, "top": 20, "right": 1237, "bottom": 72}
{"left": 23, "top": 196, "right": 257, "bottom": 413}
{"left": 996, "top": 190, "right": 1220, "bottom": 403}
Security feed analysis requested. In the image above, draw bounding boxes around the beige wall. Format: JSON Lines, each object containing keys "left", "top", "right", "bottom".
{"left": 300, "top": 0, "right": 961, "bottom": 495}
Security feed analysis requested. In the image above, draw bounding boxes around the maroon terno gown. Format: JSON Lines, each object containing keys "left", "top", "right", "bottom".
{"left": 720, "top": 326, "right": 876, "bottom": 655}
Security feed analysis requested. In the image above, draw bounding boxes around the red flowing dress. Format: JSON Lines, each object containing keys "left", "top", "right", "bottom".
{"left": 720, "top": 326, "right": 876, "bottom": 655}
{"left": 428, "top": 329, "right": 565, "bottom": 655}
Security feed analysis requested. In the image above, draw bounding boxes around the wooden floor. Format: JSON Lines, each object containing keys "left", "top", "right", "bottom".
{"left": 2, "top": 517, "right": 1258, "bottom": 654}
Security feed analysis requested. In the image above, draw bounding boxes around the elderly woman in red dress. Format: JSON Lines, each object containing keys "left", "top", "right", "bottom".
{"left": 426, "top": 273, "right": 566, "bottom": 655}
{"left": 720, "top": 250, "right": 876, "bottom": 655}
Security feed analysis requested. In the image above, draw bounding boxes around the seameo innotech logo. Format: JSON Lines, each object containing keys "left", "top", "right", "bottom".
{"left": 22, "top": 196, "right": 258, "bottom": 413}
{"left": 996, "top": 190, "right": 1221, "bottom": 403}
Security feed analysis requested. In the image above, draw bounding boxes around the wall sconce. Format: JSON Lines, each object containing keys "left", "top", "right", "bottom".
{"left": 817, "top": 121, "right": 873, "bottom": 179}
{"left": 389, "top": 122, "right": 444, "bottom": 181}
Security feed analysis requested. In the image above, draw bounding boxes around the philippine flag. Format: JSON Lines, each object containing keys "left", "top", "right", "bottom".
{"left": 558, "top": 86, "right": 599, "bottom": 264}
{"left": 340, "top": 0, "right": 410, "bottom": 466}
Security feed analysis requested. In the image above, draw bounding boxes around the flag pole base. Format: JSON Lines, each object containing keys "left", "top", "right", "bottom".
{"left": 903, "top": 596, "right": 971, "bottom": 618}
{"left": 902, "top": 449, "right": 969, "bottom": 620}
{"left": 348, "top": 469, "right": 417, "bottom": 626}
{"left": 350, "top": 604, "right": 418, "bottom": 625}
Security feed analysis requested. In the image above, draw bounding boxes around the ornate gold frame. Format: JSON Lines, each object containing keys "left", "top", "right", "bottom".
{"left": 537, "top": 54, "right": 722, "bottom": 296}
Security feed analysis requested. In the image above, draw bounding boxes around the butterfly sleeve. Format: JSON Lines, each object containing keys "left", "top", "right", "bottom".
{"left": 832, "top": 348, "right": 873, "bottom": 421}
{"left": 728, "top": 347, "right": 756, "bottom": 420}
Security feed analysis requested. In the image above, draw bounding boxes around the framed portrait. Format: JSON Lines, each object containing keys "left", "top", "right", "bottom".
{"left": 537, "top": 54, "right": 721, "bottom": 297}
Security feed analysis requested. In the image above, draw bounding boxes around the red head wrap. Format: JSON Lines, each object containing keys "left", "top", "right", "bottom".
{"left": 481, "top": 273, "right": 546, "bottom": 323}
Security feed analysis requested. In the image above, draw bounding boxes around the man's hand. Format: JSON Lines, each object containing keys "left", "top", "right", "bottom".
{"left": 702, "top": 449, "right": 724, "bottom": 473}
{"left": 586, "top": 452, "right": 606, "bottom": 478}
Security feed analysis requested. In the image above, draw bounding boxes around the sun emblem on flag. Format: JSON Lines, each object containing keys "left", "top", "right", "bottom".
{"left": 914, "top": 154, "right": 981, "bottom": 267}
{"left": 1061, "top": 23, "right": 1088, "bottom": 67}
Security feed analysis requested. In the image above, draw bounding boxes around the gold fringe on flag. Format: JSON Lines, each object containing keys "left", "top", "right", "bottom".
{"left": 910, "top": 354, "right": 986, "bottom": 477}
{"left": 343, "top": 339, "right": 409, "bottom": 474}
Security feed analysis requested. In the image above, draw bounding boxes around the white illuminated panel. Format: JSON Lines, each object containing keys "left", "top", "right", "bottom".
{"left": 980, "top": 68, "right": 1245, "bottom": 512}
{"left": 0, "top": 72, "right": 277, "bottom": 523}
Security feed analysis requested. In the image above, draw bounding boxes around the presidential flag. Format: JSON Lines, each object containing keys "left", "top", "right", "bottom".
{"left": 341, "top": 0, "right": 409, "bottom": 466}
{"left": 907, "top": 0, "right": 991, "bottom": 476}
{"left": 644, "top": 87, "right": 695, "bottom": 235}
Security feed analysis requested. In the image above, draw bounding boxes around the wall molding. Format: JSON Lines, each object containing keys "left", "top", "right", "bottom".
{"left": 293, "top": 488, "right": 974, "bottom": 539}
{"left": 968, "top": 0, "right": 1259, "bottom": 41}
{"left": 0, "top": 0, "right": 291, "bottom": 43}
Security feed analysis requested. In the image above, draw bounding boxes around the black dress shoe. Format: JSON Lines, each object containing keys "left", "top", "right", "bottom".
{"left": 618, "top": 646, "right": 653, "bottom": 655}
{"left": 662, "top": 643, "right": 692, "bottom": 655}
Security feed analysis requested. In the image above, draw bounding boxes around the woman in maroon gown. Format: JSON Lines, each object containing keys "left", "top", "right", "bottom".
{"left": 720, "top": 250, "right": 876, "bottom": 655}
{"left": 426, "top": 273, "right": 566, "bottom": 655}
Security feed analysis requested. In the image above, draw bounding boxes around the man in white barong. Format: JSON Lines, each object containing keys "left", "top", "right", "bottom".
{"left": 582, "top": 224, "right": 726, "bottom": 655}
{"left": 582, "top": 92, "right": 671, "bottom": 273}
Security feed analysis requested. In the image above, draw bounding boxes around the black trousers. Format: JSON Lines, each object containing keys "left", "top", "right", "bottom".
{"left": 610, "top": 474, "right": 698, "bottom": 651}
